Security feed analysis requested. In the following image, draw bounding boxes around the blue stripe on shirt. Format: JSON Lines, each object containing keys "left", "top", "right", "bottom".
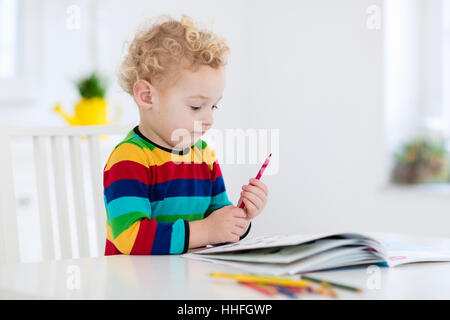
{"left": 104, "top": 179, "right": 149, "bottom": 203}
{"left": 148, "top": 178, "right": 212, "bottom": 201}
{"left": 150, "top": 222, "right": 172, "bottom": 254}
{"left": 211, "top": 175, "right": 227, "bottom": 196}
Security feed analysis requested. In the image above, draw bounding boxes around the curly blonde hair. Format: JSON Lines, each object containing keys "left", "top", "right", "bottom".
{"left": 118, "top": 14, "right": 230, "bottom": 96}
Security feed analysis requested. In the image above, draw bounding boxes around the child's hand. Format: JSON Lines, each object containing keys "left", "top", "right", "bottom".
{"left": 237, "top": 178, "right": 269, "bottom": 220}
{"left": 204, "top": 205, "right": 250, "bottom": 244}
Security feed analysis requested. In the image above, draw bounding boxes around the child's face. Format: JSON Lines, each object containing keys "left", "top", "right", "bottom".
{"left": 137, "top": 64, "right": 226, "bottom": 150}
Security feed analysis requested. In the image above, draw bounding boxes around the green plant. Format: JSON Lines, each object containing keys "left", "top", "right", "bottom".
{"left": 391, "top": 138, "right": 448, "bottom": 184}
{"left": 76, "top": 72, "right": 108, "bottom": 99}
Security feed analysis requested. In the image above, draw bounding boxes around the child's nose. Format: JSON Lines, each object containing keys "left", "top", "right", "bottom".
{"left": 203, "top": 113, "right": 214, "bottom": 128}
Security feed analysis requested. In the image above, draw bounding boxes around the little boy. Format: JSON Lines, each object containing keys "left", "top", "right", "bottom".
{"left": 103, "top": 15, "right": 269, "bottom": 255}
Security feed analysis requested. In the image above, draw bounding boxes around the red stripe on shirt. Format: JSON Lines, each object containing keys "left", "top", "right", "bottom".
{"left": 105, "top": 239, "right": 122, "bottom": 255}
{"left": 104, "top": 160, "right": 149, "bottom": 189}
{"left": 148, "top": 161, "right": 211, "bottom": 185}
{"left": 210, "top": 161, "right": 223, "bottom": 183}
{"left": 130, "top": 219, "right": 157, "bottom": 255}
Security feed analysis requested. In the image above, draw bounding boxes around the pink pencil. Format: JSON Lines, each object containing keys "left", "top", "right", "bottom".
{"left": 239, "top": 153, "right": 272, "bottom": 208}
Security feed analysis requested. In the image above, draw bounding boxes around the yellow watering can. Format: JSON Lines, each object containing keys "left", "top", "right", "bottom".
{"left": 54, "top": 97, "right": 122, "bottom": 126}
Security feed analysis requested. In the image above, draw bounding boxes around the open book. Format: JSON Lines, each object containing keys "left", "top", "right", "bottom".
{"left": 183, "top": 232, "right": 450, "bottom": 275}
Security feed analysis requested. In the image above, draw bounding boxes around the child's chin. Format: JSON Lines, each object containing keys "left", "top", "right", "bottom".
{"left": 174, "top": 135, "right": 199, "bottom": 148}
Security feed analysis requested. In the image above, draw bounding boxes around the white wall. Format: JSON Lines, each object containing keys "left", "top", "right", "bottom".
{"left": 2, "top": 0, "right": 450, "bottom": 262}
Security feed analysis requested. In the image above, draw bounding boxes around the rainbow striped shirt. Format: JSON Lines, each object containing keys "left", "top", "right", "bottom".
{"left": 103, "top": 125, "right": 243, "bottom": 255}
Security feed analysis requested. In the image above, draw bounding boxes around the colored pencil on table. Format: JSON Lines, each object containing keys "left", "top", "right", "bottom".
{"left": 320, "top": 281, "right": 338, "bottom": 298}
{"left": 210, "top": 272, "right": 311, "bottom": 288}
{"left": 238, "top": 281, "right": 275, "bottom": 296}
{"left": 301, "top": 275, "right": 362, "bottom": 293}
{"left": 284, "top": 286, "right": 304, "bottom": 294}
{"left": 309, "top": 281, "right": 338, "bottom": 298}
{"left": 275, "top": 285, "right": 298, "bottom": 299}
{"left": 259, "top": 284, "right": 280, "bottom": 296}
{"left": 239, "top": 153, "right": 272, "bottom": 209}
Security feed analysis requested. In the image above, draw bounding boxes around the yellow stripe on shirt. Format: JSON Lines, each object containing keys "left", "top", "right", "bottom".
{"left": 106, "top": 221, "right": 140, "bottom": 254}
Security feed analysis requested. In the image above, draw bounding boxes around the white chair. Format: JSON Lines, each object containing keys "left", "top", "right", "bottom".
{"left": 0, "top": 124, "right": 133, "bottom": 264}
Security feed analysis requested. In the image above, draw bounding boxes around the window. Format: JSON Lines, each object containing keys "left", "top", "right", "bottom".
{"left": 385, "top": 0, "right": 450, "bottom": 185}
{"left": 0, "top": 0, "right": 20, "bottom": 78}
{"left": 444, "top": 1, "right": 450, "bottom": 136}
{"left": 0, "top": 0, "right": 41, "bottom": 104}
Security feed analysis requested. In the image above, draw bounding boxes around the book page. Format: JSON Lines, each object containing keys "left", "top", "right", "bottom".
{"left": 191, "top": 232, "right": 378, "bottom": 255}
{"left": 366, "top": 232, "right": 450, "bottom": 267}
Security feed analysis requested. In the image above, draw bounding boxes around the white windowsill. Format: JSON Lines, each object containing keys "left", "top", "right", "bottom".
{"left": 381, "top": 183, "right": 450, "bottom": 196}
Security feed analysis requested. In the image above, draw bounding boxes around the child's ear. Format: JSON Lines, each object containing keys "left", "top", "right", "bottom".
{"left": 133, "top": 79, "right": 153, "bottom": 108}
{"left": 142, "top": 92, "right": 151, "bottom": 103}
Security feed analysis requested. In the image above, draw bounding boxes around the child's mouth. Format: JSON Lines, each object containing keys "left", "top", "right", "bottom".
{"left": 192, "top": 131, "right": 206, "bottom": 136}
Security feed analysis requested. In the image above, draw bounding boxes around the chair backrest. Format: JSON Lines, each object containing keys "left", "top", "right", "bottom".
{"left": 0, "top": 124, "right": 133, "bottom": 264}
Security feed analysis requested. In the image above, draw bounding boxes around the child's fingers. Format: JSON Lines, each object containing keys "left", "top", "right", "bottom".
{"left": 234, "top": 217, "right": 249, "bottom": 231}
{"left": 249, "top": 178, "right": 269, "bottom": 196}
{"left": 243, "top": 198, "right": 257, "bottom": 215}
{"left": 233, "top": 225, "right": 246, "bottom": 236}
{"left": 232, "top": 207, "right": 247, "bottom": 218}
{"left": 232, "top": 225, "right": 245, "bottom": 235}
{"left": 241, "top": 191, "right": 262, "bottom": 210}
{"left": 229, "top": 232, "right": 240, "bottom": 242}
{"left": 242, "top": 184, "right": 266, "bottom": 202}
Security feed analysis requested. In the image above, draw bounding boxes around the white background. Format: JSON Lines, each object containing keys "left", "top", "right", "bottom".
{"left": 1, "top": 0, "right": 450, "bottom": 262}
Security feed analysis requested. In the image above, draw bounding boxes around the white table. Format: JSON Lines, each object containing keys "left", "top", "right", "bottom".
{"left": 1, "top": 254, "right": 450, "bottom": 299}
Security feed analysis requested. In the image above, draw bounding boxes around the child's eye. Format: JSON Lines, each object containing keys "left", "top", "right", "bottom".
{"left": 190, "top": 105, "right": 219, "bottom": 111}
